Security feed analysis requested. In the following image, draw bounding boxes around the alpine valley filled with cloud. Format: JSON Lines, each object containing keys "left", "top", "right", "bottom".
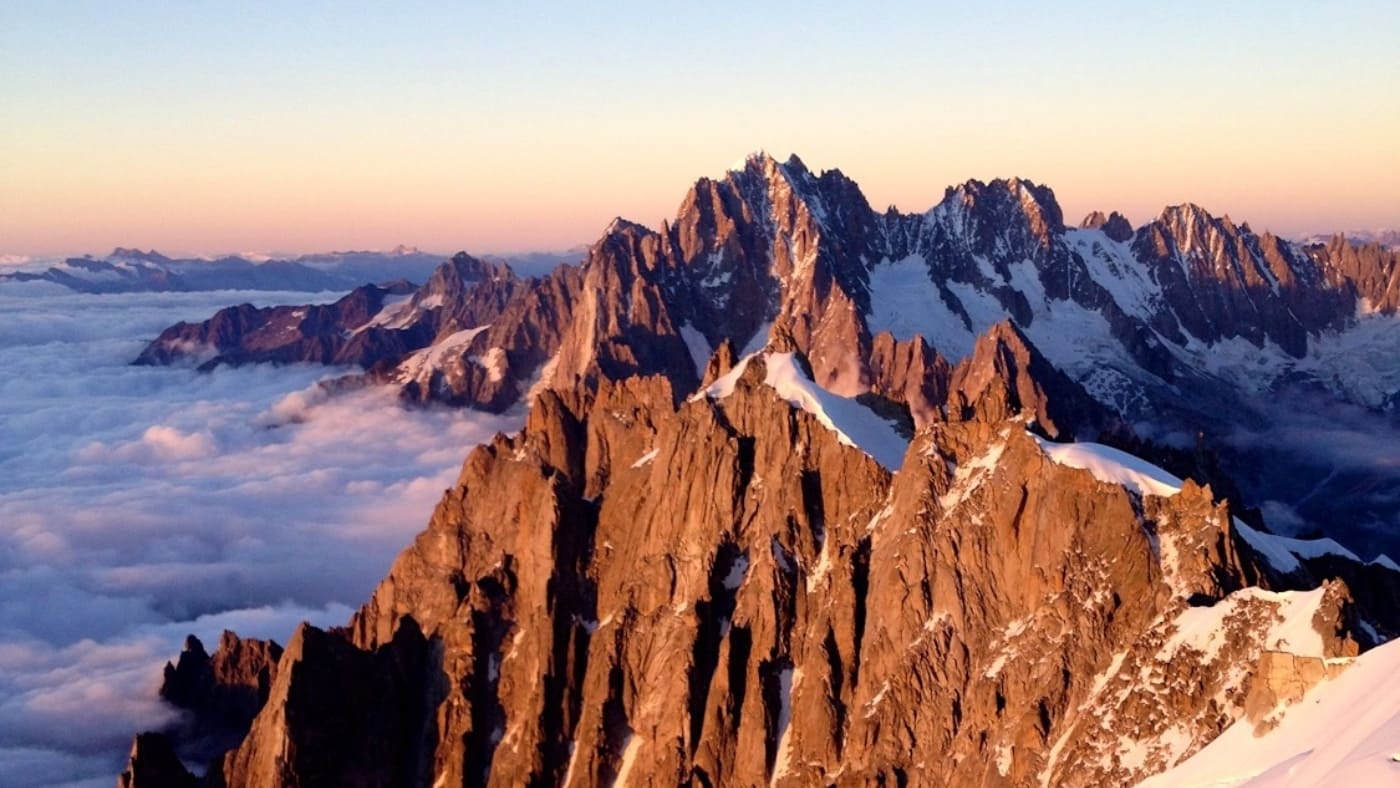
{"left": 0, "top": 281, "right": 521, "bottom": 786}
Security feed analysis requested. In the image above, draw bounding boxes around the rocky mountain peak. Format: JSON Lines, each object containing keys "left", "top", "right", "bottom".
{"left": 1150, "top": 202, "right": 1237, "bottom": 259}
{"left": 1313, "top": 234, "right": 1400, "bottom": 314}
{"left": 725, "top": 149, "right": 804, "bottom": 178}
{"left": 1081, "top": 210, "right": 1110, "bottom": 228}
{"left": 949, "top": 319, "right": 1113, "bottom": 439}
{"left": 1144, "top": 203, "right": 1289, "bottom": 282}
{"left": 157, "top": 629, "right": 284, "bottom": 767}
{"left": 1125, "top": 200, "right": 1361, "bottom": 356}
{"left": 109, "top": 247, "right": 172, "bottom": 263}
{"left": 715, "top": 150, "right": 872, "bottom": 236}
{"left": 1080, "top": 210, "right": 1135, "bottom": 242}
{"left": 599, "top": 216, "right": 654, "bottom": 243}
{"left": 931, "top": 176, "right": 1066, "bottom": 260}
{"left": 117, "top": 733, "right": 198, "bottom": 788}
{"left": 432, "top": 252, "right": 516, "bottom": 289}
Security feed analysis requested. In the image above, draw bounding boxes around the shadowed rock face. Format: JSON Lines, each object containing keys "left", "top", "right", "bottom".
{"left": 119, "top": 631, "right": 284, "bottom": 788}
{"left": 118, "top": 733, "right": 199, "bottom": 788}
{"left": 159, "top": 631, "right": 283, "bottom": 763}
{"left": 215, "top": 619, "right": 437, "bottom": 788}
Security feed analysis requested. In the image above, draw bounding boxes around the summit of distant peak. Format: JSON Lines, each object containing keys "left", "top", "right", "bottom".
{"left": 934, "top": 176, "right": 1065, "bottom": 242}
{"left": 1157, "top": 202, "right": 1220, "bottom": 227}
{"left": 1150, "top": 202, "right": 1253, "bottom": 252}
{"left": 600, "top": 216, "right": 654, "bottom": 239}
{"left": 1081, "top": 210, "right": 1135, "bottom": 242}
{"left": 728, "top": 150, "right": 782, "bottom": 172}
{"left": 109, "top": 247, "right": 170, "bottom": 263}
{"left": 780, "top": 152, "right": 809, "bottom": 174}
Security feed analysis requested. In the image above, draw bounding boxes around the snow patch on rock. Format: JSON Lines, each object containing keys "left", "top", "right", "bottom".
{"left": 1032, "top": 435, "right": 1183, "bottom": 498}
{"left": 678, "top": 322, "right": 711, "bottom": 379}
{"left": 700, "top": 352, "right": 908, "bottom": 470}
{"left": 395, "top": 326, "right": 490, "bottom": 383}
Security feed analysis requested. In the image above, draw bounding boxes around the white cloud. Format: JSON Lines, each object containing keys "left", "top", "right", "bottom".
{"left": 0, "top": 288, "right": 520, "bottom": 785}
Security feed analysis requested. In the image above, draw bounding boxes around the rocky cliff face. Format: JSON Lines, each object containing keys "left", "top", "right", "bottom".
{"left": 947, "top": 320, "right": 1114, "bottom": 439}
{"left": 118, "top": 734, "right": 198, "bottom": 788}
{"left": 127, "top": 325, "right": 1393, "bottom": 787}
{"left": 1311, "top": 234, "right": 1400, "bottom": 314}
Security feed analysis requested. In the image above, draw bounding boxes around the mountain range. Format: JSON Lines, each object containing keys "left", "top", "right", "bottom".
{"left": 118, "top": 153, "right": 1400, "bottom": 786}
{"left": 0, "top": 246, "right": 583, "bottom": 294}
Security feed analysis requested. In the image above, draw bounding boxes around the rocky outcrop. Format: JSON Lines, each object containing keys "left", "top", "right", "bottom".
{"left": 117, "top": 733, "right": 198, "bottom": 788}
{"left": 867, "top": 331, "right": 951, "bottom": 428}
{"left": 215, "top": 620, "right": 436, "bottom": 787}
{"left": 159, "top": 631, "right": 283, "bottom": 764}
{"left": 1081, "top": 210, "right": 1134, "bottom": 243}
{"left": 948, "top": 320, "right": 1115, "bottom": 439}
{"left": 1243, "top": 651, "right": 1349, "bottom": 730}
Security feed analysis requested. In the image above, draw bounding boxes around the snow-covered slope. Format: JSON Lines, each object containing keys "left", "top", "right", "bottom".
{"left": 702, "top": 351, "right": 909, "bottom": 470}
{"left": 1034, "top": 435, "right": 1184, "bottom": 498}
{"left": 1140, "top": 638, "right": 1400, "bottom": 787}
{"left": 394, "top": 326, "right": 491, "bottom": 387}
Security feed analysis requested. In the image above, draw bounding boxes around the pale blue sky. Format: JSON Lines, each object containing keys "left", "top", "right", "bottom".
{"left": 2, "top": 1, "right": 1397, "bottom": 255}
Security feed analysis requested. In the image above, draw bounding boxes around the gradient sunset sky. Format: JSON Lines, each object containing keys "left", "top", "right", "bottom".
{"left": 3, "top": 1, "right": 1397, "bottom": 258}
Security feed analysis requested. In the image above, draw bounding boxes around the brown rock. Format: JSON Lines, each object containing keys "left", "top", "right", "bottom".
{"left": 949, "top": 320, "right": 1114, "bottom": 439}
{"left": 158, "top": 631, "right": 283, "bottom": 766}
{"left": 117, "top": 733, "right": 197, "bottom": 788}
{"left": 216, "top": 619, "right": 435, "bottom": 787}
{"left": 700, "top": 337, "right": 739, "bottom": 387}
{"left": 194, "top": 363, "right": 1371, "bottom": 786}
{"left": 1082, "top": 210, "right": 1135, "bottom": 243}
{"left": 868, "top": 330, "right": 951, "bottom": 428}
{"left": 1244, "top": 651, "right": 1349, "bottom": 729}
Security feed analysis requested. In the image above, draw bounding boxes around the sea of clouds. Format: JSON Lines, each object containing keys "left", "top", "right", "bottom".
{"left": 0, "top": 283, "right": 520, "bottom": 787}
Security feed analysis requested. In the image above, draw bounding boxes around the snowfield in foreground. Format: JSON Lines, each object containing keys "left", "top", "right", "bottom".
{"left": 1141, "top": 635, "right": 1400, "bottom": 787}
